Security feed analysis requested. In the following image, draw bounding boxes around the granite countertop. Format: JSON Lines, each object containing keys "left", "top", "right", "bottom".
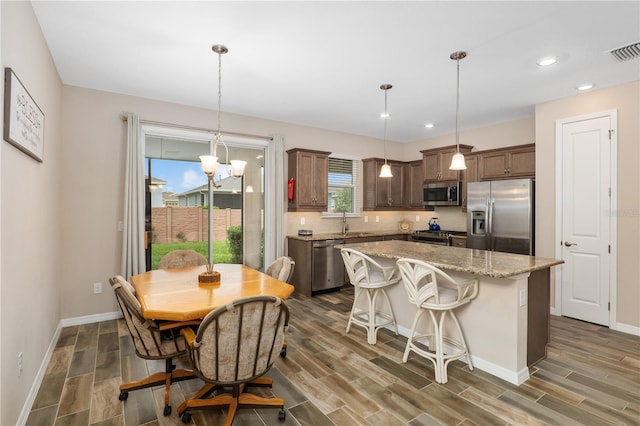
{"left": 335, "top": 240, "right": 563, "bottom": 278}
{"left": 287, "top": 230, "right": 411, "bottom": 241}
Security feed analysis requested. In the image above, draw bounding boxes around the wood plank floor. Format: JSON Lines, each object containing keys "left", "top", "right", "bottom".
{"left": 27, "top": 287, "right": 640, "bottom": 425}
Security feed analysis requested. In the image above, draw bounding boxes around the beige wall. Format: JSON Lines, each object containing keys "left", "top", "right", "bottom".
{"left": 535, "top": 80, "right": 640, "bottom": 328}
{"left": 59, "top": 85, "right": 396, "bottom": 320}
{"left": 1, "top": 2, "right": 63, "bottom": 424}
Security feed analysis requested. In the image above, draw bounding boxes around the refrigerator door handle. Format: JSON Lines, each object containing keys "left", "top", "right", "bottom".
{"left": 488, "top": 199, "right": 494, "bottom": 250}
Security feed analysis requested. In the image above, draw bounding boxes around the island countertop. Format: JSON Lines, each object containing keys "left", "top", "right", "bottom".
{"left": 335, "top": 240, "right": 563, "bottom": 278}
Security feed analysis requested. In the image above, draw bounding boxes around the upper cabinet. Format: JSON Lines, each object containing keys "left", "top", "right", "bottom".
{"left": 405, "top": 160, "right": 426, "bottom": 209}
{"left": 461, "top": 154, "right": 478, "bottom": 211}
{"left": 421, "top": 145, "right": 474, "bottom": 182}
{"left": 478, "top": 144, "right": 535, "bottom": 180}
{"left": 287, "top": 148, "right": 330, "bottom": 212}
{"left": 362, "top": 158, "right": 405, "bottom": 210}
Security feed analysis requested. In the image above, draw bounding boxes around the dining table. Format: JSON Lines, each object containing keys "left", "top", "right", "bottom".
{"left": 130, "top": 263, "right": 295, "bottom": 322}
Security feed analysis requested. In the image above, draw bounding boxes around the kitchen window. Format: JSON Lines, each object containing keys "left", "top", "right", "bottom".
{"left": 325, "top": 154, "right": 360, "bottom": 217}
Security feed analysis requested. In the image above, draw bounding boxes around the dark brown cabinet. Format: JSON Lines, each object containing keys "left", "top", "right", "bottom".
{"left": 405, "top": 160, "right": 425, "bottom": 209}
{"left": 478, "top": 144, "right": 535, "bottom": 180}
{"left": 461, "top": 154, "right": 478, "bottom": 211}
{"left": 287, "top": 149, "right": 330, "bottom": 212}
{"left": 421, "top": 145, "right": 473, "bottom": 182}
{"left": 362, "top": 158, "right": 405, "bottom": 210}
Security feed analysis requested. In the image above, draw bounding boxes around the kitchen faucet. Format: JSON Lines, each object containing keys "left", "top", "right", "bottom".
{"left": 341, "top": 211, "right": 349, "bottom": 234}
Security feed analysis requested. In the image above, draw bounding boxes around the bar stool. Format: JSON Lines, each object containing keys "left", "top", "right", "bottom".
{"left": 340, "top": 248, "right": 400, "bottom": 345}
{"left": 396, "top": 258, "right": 478, "bottom": 384}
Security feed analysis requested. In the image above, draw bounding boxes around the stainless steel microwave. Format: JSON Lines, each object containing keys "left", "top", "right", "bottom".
{"left": 422, "top": 181, "right": 462, "bottom": 206}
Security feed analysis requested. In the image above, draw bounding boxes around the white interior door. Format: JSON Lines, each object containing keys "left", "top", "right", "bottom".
{"left": 559, "top": 114, "right": 612, "bottom": 326}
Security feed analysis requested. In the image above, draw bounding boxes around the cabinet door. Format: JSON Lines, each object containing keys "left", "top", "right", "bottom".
{"left": 461, "top": 154, "right": 477, "bottom": 210}
{"left": 508, "top": 146, "right": 535, "bottom": 177}
{"left": 479, "top": 151, "right": 509, "bottom": 179}
{"left": 422, "top": 152, "right": 440, "bottom": 181}
{"left": 296, "top": 152, "right": 317, "bottom": 208}
{"left": 388, "top": 162, "right": 405, "bottom": 207}
{"left": 407, "top": 161, "right": 424, "bottom": 208}
{"left": 439, "top": 149, "right": 460, "bottom": 181}
{"left": 312, "top": 154, "right": 328, "bottom": 207}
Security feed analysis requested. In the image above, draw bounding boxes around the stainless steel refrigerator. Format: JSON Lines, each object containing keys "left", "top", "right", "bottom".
{"left": 467, "top": 178, "right": 534, "bottom": 255}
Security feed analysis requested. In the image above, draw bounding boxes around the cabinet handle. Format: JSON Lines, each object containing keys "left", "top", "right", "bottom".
{"left": 507, "top": 167, "right": 511, "bottom": 174}
{"left": 504, "top": 168, "right": 508, "bottom": 175}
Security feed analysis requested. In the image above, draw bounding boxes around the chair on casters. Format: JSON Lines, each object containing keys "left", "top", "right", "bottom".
{"left": 177, "top": 296, "right": 289, "bottom": 425}
{"left": 265, "top": 256, "right": 296, "bottom": 283}
{"left": 264, "top": 256, "right": 295, "bottom": 358}
{"left": 109, "top": 276, "right": 198, "bottom": 416}
{"left": 157, "top": 249, "right": 208, "bottom": 269}
{"left": 396, "top": 258, "right": 478, "bottom": 384}
{"left": 340, "top": 248, "right": 400, "bottom": 345}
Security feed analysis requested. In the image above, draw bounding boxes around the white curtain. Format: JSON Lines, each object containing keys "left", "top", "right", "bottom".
{"left": 121, "top": 113, "right": 146, "bottom": 278}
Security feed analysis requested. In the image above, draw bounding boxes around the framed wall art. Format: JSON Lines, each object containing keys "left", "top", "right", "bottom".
{"left": 3, "top": 67, "right": 45, "bottom": 162}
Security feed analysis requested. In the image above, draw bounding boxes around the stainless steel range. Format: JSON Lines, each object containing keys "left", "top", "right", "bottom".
{"left": 411, "top": 229, "right": 466, "bottom": 246}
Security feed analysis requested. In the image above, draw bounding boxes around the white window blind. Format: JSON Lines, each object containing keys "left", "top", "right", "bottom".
{"left": 327, "top": 155, "right": 360, "bottom": 215}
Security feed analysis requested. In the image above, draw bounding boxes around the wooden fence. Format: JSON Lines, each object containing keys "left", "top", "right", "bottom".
{"left": 151, "top": 207, "right": 241, "bottom": 244}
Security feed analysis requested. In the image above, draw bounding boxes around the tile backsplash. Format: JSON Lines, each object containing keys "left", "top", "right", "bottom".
{"left": 286, "top": 208, "right": 467, "bottom": 237}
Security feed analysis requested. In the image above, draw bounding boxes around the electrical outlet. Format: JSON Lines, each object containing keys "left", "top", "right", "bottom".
{"left": 300, "top": 217, "right": 305, "bottom": 225}
{"left": 18, "top": 352, "right": 23, "bottom": 377}
{"left": 364, "top": 216, "right": 368, "bottom": 223}
{"left": 519, "top": 289, "right": 527, "bottom": 307}
{"left": 375, "top": 216, "right": 380, "bottom": 223}
{"left": 415, "top": 215, "right": 420, "bottom": 222}
{"left": 93, "top": 282, "right": 103, "bottom": 294}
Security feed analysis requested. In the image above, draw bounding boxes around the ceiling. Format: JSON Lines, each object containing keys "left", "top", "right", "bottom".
{"left": 31, "top": 1, "right": 639, "bottom": 142}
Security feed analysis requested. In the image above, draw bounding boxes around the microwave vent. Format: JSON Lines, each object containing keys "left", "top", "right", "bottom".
{"left": 609, "top": 42, "right": 640, "bottom": 62}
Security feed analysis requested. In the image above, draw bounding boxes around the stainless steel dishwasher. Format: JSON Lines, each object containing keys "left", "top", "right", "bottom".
{"left": 312, "top": 239, "right": 345, "bottom": 293}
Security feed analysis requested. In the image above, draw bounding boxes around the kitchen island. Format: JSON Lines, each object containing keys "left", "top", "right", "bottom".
{"left": 335, "top": 240, "right": 563, "bottom": 385}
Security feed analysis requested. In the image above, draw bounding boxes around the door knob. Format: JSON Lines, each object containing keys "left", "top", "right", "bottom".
{"left": 564, "top": 241, "right": 577, "bottom": 247}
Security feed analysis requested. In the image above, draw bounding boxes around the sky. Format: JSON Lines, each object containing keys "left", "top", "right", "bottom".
{"left": 146, "top": 159, "right": 231, "bottom": 194}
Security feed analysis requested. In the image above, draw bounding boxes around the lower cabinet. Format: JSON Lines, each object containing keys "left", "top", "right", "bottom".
{"left": 287, "top": 234, "right": 410, "bottom": 296}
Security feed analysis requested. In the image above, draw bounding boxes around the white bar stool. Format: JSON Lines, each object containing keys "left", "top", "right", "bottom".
{"left": 340, "top": 248, "right": 400, "bottom": 345}
{"left": 396, "top": 258, "right": 478, "bottom": 384}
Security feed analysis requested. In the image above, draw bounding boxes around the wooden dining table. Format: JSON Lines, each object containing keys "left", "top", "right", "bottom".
{"left": 130, "top": 264, "right": 295, "bottom": 322}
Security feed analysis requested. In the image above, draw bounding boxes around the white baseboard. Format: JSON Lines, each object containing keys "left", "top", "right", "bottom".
{"left": 613, "top": 322, "right": 640, "bottom": 336}
{"left": 394, "top": 324, "right": 527, "bottom": 386}
{"left": 16, "top": 323, "right": 62, "bottom": 426}
{"left": 17, "top": 311, "right": 121, "bottom": 425}
{"left": 60, "top": 310, "right": 122, "bottom": 327}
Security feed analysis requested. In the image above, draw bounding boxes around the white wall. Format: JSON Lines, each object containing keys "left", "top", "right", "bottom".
{"left": 1, "top": 2, "right": 63, "bottom": 424}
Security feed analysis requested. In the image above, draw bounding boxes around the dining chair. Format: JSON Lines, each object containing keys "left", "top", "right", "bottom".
{"left": 109, "top": 275, "right": 198, "bottom": 416}
{"left": 177, "top": 295, "right": 289, "bottom": 425}
{"left": 265, "top": 256, "right": 296, "bottom": 283}
{"left": 265, "top": 256, "right": 295, "bottom": 357}
{"left": 396, "top": 258, "right": 478, "bottom": 384}
{"left": 157, "top": 249, "right": 208, "bottom": 269}
{"left": 340, "top": 248, "right": 400, "bottom": 345}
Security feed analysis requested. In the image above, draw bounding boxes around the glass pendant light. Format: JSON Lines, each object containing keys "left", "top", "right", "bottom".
{"left": 379, "top": 84, "right": 393, "bottom": 178}
{"left": 449, "top": 51, "right": 467, "bottom": 171}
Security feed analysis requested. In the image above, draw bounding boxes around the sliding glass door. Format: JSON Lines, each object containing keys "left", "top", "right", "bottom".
{"left": 143, "top": 125, "right": 267, "bottom": 271}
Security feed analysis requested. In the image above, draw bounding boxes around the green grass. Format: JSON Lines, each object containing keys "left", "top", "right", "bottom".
{"left": 151, "top": 240, "right": 232, "bottom": 270}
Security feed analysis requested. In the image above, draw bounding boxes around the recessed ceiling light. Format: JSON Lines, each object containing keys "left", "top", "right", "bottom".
{"left": 577, "top": 83, "right": 594, "bottom": 91}
{"left": 380, "top": 112, "right": 389, "bottom": 118}
{"left": 424, "top": 123, "right": 434, "bottom": 129}
{"left": 537, "top": 57, "right": 557, "bottom": 67}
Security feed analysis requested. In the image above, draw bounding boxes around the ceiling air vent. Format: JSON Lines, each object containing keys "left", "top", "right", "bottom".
{"left": 609, "top": 42, "right": 640, "bottom": 62}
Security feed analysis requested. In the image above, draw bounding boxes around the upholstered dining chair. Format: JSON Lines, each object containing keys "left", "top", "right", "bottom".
{"left": 265, "top": 256, "right": 295, "bottom": 358}
{"left": 109, "top": 275, "right": 198, "bottom": 416}
{"left": 157, "top": 249, "right": 208, "bottom": 269}
{"left": 177, "top": 295, "right": 289, "bottom": 425}
{"left": 265, "top": 256, "right": 296, "bottom": 283}
{"left": 396, "top": 258, "right": 478, "bottom": 384}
